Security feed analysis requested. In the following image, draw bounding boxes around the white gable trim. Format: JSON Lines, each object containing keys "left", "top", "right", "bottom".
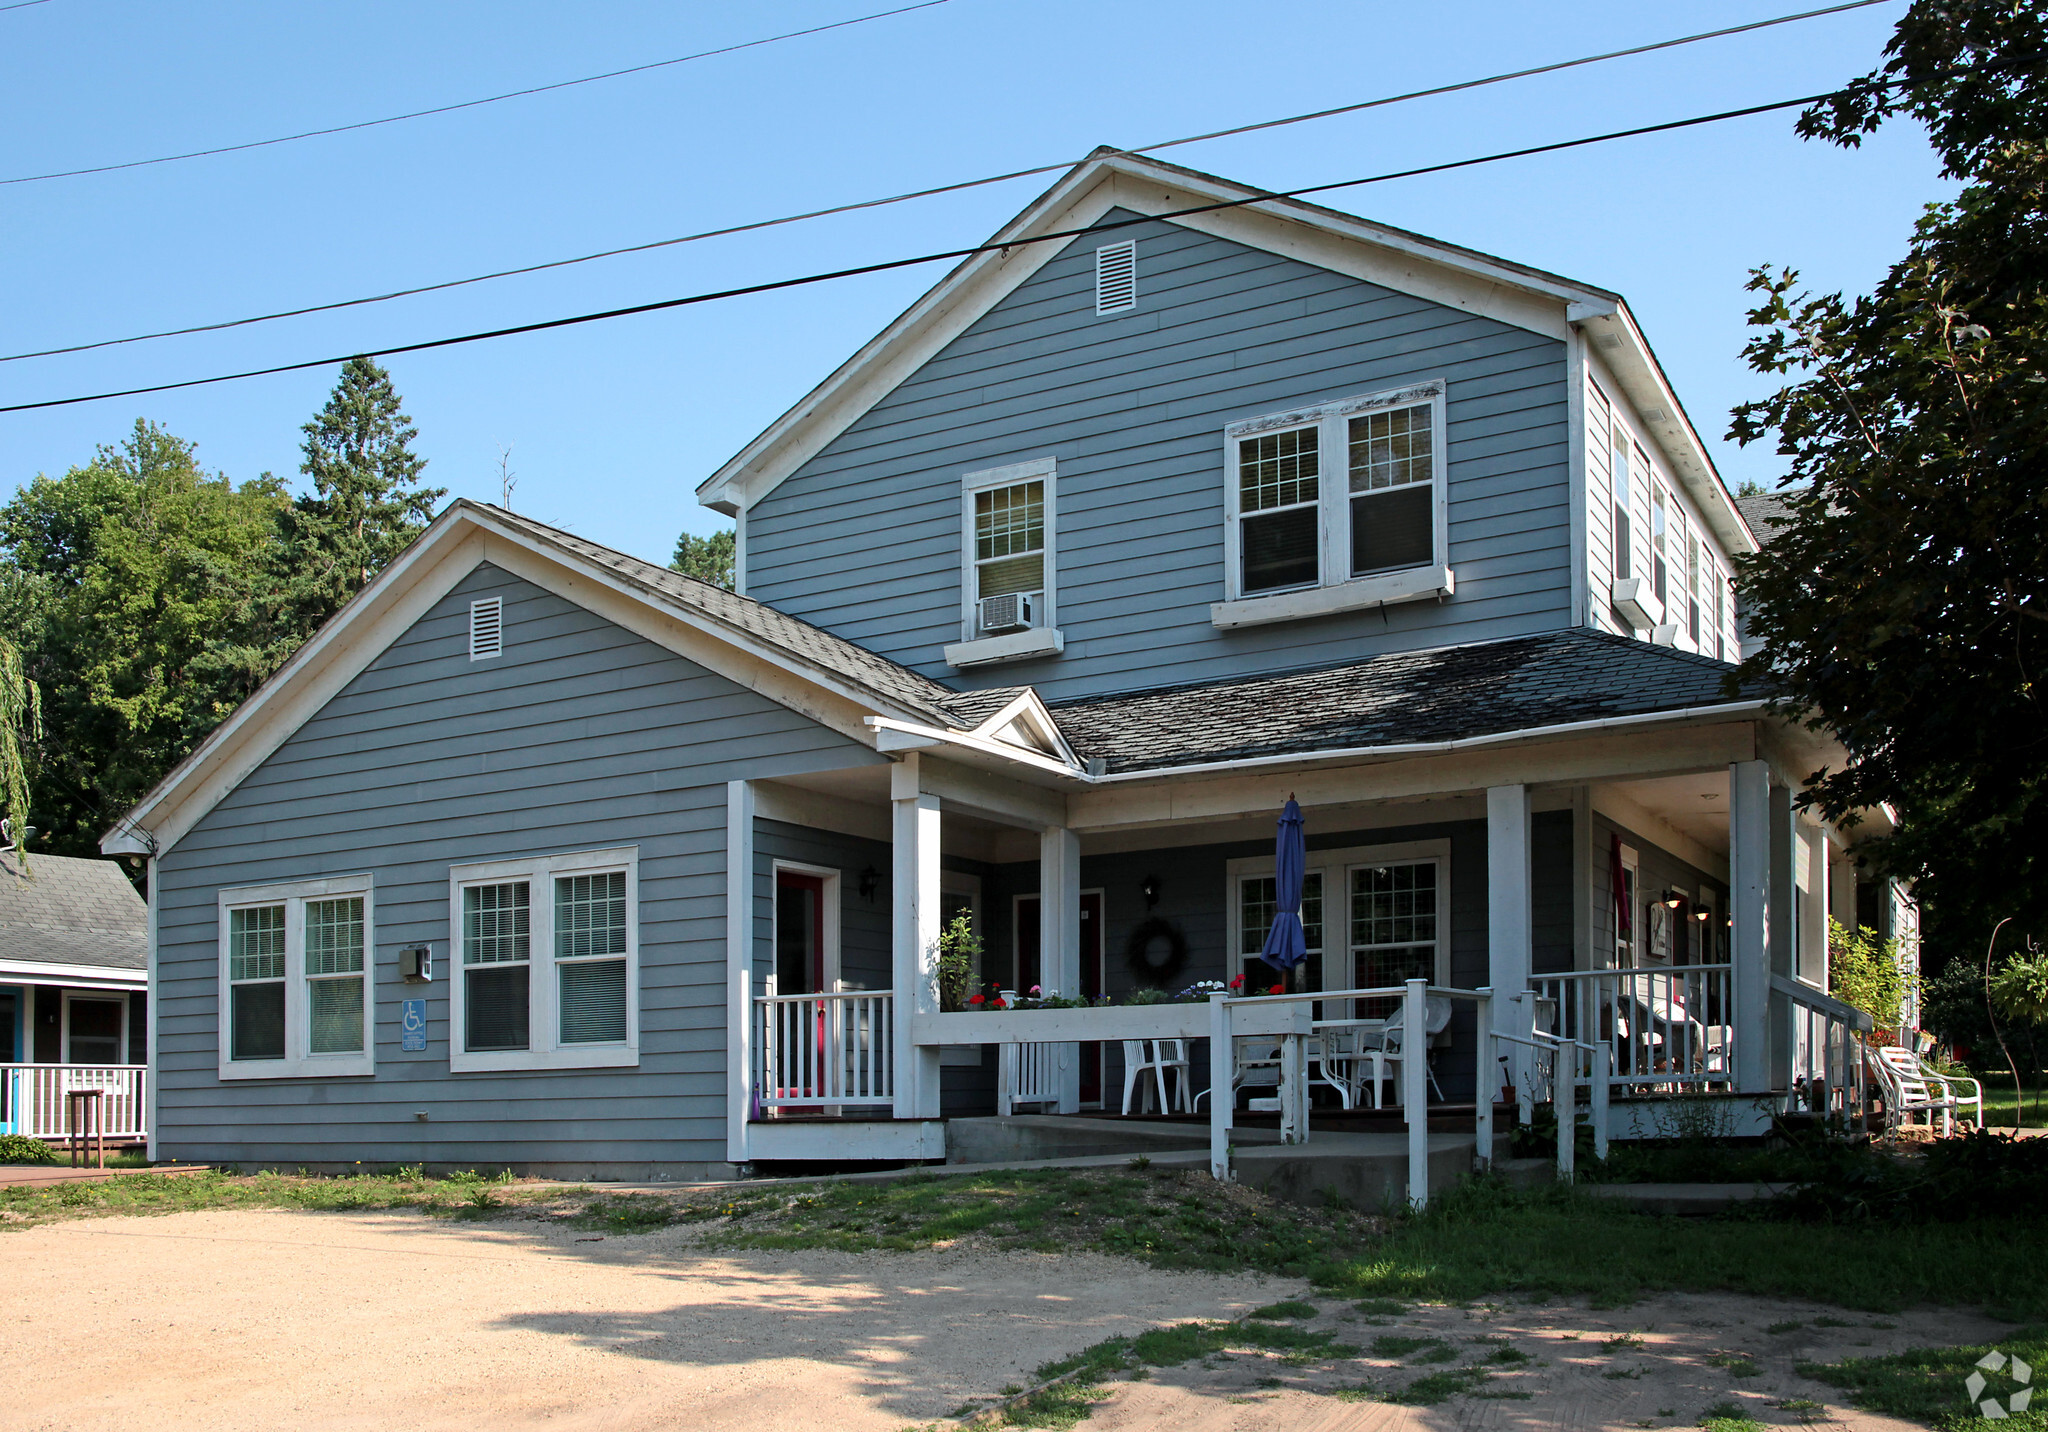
{"left": 698, "top": 152, "right": 1616, "bottom": 516}
{"left": 967, "top": 689, "right": 1083, "bottom": 770}
{"left": 99, "top": 504, "right": 934, "bottom": 858}
{"left": 697, "top": 151, "right": 1737, "bottom": 531}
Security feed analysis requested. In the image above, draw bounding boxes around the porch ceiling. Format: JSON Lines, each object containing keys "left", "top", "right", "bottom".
{"left": 1599, "top": 772, "right": 1732, "bottom": 861}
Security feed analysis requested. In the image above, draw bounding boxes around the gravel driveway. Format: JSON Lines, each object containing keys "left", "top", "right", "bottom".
{"left": 0, "top": 1208, "right": 1296, "bottom": 1431}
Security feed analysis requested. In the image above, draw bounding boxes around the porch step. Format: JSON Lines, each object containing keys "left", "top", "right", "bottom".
{"left": 946, "top": 1115, "right": 1211, "bottom": 1164}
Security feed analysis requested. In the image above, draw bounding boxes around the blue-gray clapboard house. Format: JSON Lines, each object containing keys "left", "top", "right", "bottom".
{"left": 106, "top": 151, "right": 1900, "bottom": 1175}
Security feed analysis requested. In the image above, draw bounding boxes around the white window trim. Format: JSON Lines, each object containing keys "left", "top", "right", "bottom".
{"left": 1215, "top": 380, "right": 1451, "bottom": 626}
{"left": 951, "top": 456, "right": 1061, "bottom": 666}
{"left": 1227, "top": 838, "right": 1452, "bottom": 993}
{"left": 60, "top": 990, "right": 131, "bottom": 1066}
{"left": 447, "top": 846, "right": 639, "bottom": 1074}
{"left": 216, "top": 873, "right": 376, "bottom": 1081}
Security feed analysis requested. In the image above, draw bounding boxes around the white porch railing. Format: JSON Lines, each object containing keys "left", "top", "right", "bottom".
{"left": 1532, "top": 964, "right": 1735, "bottom": 1095}
{"left": 0, "top": 1064, "right": 148, "bottom": 1141}
{"left": 1775, "top": 973, "right": 1872, "bottom": 1121}
{"left": 753, "top": 991, "right": 894, "bottom": 1110}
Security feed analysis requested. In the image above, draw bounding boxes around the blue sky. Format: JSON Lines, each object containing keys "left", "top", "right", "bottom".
{"left": 1, "top": 0, "right": 1943, "bottom": 565}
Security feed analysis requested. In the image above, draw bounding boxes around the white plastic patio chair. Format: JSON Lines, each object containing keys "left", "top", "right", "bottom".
{"left": 1870, "top": 1044, "right": 1983, "bottom": 1136}
{"left": 1363, "top": 995, "right": 1453, "bottom": 1107}
{"left": 1192, "top": 1038, "right": 1283, "bottom": 1113}
{"left": 1308, "top": 1026, "right": 1371, "bottom": 1109}
{"left": 1120, "top": 1038, "right": 1191, "bottom": 1115}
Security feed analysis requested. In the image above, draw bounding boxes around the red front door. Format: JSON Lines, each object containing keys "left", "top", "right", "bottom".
{"left": 775, "top": 872, "right": 827, "bottom": 994}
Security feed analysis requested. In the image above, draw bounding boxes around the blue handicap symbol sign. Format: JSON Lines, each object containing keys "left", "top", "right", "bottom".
{"left": 401, "top": 998, "right": 428, "bottom": 1052}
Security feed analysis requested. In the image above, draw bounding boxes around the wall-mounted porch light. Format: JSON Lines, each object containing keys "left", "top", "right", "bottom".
{"left": 1659, "top": 890, "right": 1686, "bottom": 910}
{"left": 1140, "top": 874, "right": 1161, "bottom": 909}
{"left": 858, "top": 866, "right": 880, "bottom": 902}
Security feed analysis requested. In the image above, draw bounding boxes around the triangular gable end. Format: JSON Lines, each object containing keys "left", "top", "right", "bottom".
{"left": 99, "top": 502, "right": 942, "bottom": 858}
{"left": 968, "top": 690, "right": 1082, "bottom": 770}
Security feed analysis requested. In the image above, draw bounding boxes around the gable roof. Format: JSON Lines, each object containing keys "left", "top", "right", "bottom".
{"left": 0, "top": 850, "right": 147, "bottom": 974}
{"left": 694, "top": 147, "right": 1747, "bottom": 552}
{"left": 1734, "top": 490, "right": 1800, "bottom": 547}
{"left": 102, "top": 501, "right": 997, "bottom": 856}
{"left": 1049, "top": 628, "right": 1758, "bottom": 775}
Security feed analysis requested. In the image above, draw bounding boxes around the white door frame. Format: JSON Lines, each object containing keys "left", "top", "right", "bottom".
{"left": 60, "top": 990, "right": 130, "bottom": 1065}
{"left": 770, "top": 861, "right": 842, "bottom": 994}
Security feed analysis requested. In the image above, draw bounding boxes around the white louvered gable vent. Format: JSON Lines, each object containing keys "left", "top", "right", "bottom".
{"left": 1094, "top": 240, "right": 1136, "bottom": 315}
{"left": 469, "top": 597, "right": 504, "bottom": 661}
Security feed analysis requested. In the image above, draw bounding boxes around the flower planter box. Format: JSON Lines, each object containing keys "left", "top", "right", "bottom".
{"left": 910, "top": 999, "right": 1310, "bottom": 1047}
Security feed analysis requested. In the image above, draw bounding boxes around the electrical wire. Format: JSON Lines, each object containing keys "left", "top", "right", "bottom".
{"left": 0, "top": 86, "right": 1863, "bottom": 415}
{"left": 0, "top": 0, "right": 954, "bottom": 186}
{"left": 0, "top": 0, "right": 56, "bottom": 11}
{"left": 0, "top": 0, "right": 1895, "bottom": 366}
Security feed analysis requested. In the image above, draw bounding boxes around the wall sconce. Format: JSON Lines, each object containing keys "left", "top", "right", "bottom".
{"left": 858, "top": 866, "right": 880, "bottom": 902}
{"left": 1691, "top": 907, "right": 1712, "bottom": 923}
{"left": 1140, "top": 874, "right": 1161, "bottom": 909}
{"left": 1659, "top": 890, "right": 1685, "bottom": 910}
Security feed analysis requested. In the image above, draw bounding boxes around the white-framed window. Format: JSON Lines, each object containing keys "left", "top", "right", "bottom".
{"left": 61, "top": 991, "right": 129, "bottom": 1065}
{"left": 447, "top": 847, "right": 638, "bottom": 1073}
{"left": 1228, "top": 839, "right": 1450, "bottom": 1018}
{"left": 1650, "top": 484, "right": 1670, "bottom": 608}
{"left": 1221, "top": 382, "right": 1448, "bottom": 603}
{"left": 1611, "top": 435, "right": 1632, "bottom": 581}
{"left": 1614, "top": 843, "right": 1639, "bottom": 967}
{"left": 958, "top": 457, "right": 1057, "bottom": 640}
{"left": 1685, "top": 524, "right": 1701, "bottom": 646}
{"left": 217, "top": 873, "right": 375, "bottom": 1080}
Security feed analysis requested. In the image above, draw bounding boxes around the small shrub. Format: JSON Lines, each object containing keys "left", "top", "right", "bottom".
{"left": 0, "top": 1134, "right": 56, "bottom": 1163}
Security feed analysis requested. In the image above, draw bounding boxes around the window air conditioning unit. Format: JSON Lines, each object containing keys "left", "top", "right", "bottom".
{"left": 977, "top": 592, "right": 1037, "bottom": 635}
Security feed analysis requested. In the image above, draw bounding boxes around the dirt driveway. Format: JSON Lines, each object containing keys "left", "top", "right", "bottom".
{"left": 0, "top": 1208, "right": 1295, "bottom": 1431}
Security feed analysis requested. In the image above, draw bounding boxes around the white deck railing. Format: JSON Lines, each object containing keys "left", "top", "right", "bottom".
{"left": 1532, "top": 964, "right": 1735, "bottom": 1094}
{"left": 1775, "top": 973, "right": 1871, "bottom": 1121}
{"left": 0, "top": 1064, "right": 148, "bottom": 1141}
{"left": 753, "top": 990, "right": 894, "bottom": 1110}
{"left": 996, "top": 1041, "right": 1067, "bottom": 1115}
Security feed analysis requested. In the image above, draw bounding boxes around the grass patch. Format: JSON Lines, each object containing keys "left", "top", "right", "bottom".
{"left": 1813, "top": 1316, "right": 1856, "bottom": 1328}
{"left": 1798, "top": 1328, "right": 2048, "bottom": 1432}
{"left": 1699, "top": 1400, "right": 1765, "bottom": 1432}
{"left": 1483, "top": 1345, "right": 1535, "bottom": 1366}
{"left": 1707, "top": 1352, "right": 1761, "bottom": 1378}
{"left": 1388, "top": 1366, "right": 1493, "bottom": 1404}
{"left": 0, "top": 1166, "right": 561, "bottom": 1230}
{"left": 1767, "top": 1320, "right": 1805, "bottom": 1334}
{"left": 1369, "top": 1334, "right": 1442, "bottom": 1358}
{"left": 1604, "top": 1333, "right": 1648, "bottom": 1353}
{"left": 1248, "top": 1300, "right": 1319, "bottom": 1321}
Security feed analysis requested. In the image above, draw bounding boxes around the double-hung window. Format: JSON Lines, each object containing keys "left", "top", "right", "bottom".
{"left": 218, "top": 874, "right": 374, "bottom": 1079}
{"left": 950, "top": 458, "right": 1060, "bottom": 664}
{"left": 1218, "top": 382, "right": 1449, "bottom": 624}
{"left": 1685, "top": 526, "right": 1702, "bottom": 646}
{"left": 1611, "top": 438, "right": 1632, "bottom": 580}
{"left": 1650, "top": 485, "right": 1670, "bottom": 608}
{"left": 448, "top": 847, "right": 638, "bottom": 1072}
{"left": 1228, "top": 839, "right": 1449, "bottom": 1020}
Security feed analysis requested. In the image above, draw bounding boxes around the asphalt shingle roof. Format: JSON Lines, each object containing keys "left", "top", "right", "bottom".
{"left": 481, "top": 503, "right": 966, "bottom": 724}
{"left": 1046, "top": 629, "right": 1752, "bottom": 774}
{"left": 1735, "top": 491, "right": 1799, "bottom": 547}
{"left": 0, "top": 850, "right": 147, "bottom": 971}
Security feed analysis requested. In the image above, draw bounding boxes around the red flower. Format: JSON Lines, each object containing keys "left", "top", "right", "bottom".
{"left": 1267, "top": 984, "right": 1283, "bottom": 996}
{"left": 1229, "top": 974, "right": 1245, "bottom": 989}
{"left": 991, "top": 998, "right": 1007, "bottom": 1009}
{"left": 968, "top": 994, "right": 985, "bottom": 1005}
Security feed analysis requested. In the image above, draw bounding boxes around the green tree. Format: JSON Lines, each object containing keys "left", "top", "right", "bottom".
{"left": 0, "top": 635, "right": 41, "bottom": 869}
{"left": 1728, "top": 0, "right": 2048, "bottom": 958}
{"left": 1, "top": 421, "right": 288, "bottom": 854}
{"left": 1829, "top": 918, "right": 1919, "bottom": 1037}
{"left": 286, "top": 358, "right": 444, "bottom": 636}
{"left": 670, "top": 528, "right": 735, "bottom": 590}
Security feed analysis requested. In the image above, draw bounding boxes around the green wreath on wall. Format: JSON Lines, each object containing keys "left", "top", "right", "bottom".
{"left": 1123, "top": 916, "right": 1190, "bottom": 988}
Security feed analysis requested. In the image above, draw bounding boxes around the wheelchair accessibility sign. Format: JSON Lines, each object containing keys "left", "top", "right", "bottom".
{"left": 401, "top": 998, "right": 428, "bottom": 1052}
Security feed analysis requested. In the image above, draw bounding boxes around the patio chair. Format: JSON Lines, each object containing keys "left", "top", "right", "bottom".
{"left": 1870, "top": 1044, "right": 1983, "bottom": 1137}
{"left": 1362, "top": 995, "right": 1453, "bottom": 1107}
{"left": 1191, "top": 1038, "right": 1283, "bottom": 1113}
{"left": 1308, "top": 1025, "right": 1374, "bottom": 1109}
{"left": 1120, "top": 1038, "right": 1191, "bottom": 1115}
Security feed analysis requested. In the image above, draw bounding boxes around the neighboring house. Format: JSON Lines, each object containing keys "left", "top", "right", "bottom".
{"left": 0, "top": 848, "right": 149, "bottom": 1143}
{"left": 107, "top": 150, "right": 1894, "bottom": 1175}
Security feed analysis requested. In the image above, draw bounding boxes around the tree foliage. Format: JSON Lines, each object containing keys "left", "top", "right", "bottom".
{"left": 670, "top": 528, "right": 735, "bottom": 590}
{"left": 1829, "top": 917, "right": 1919, "bottom": 1036}
{"left": 0, "top": 363, "right": 444, "bottom": 856}
{"left": 0, "top": 635, "right": 41, "bottom": 869}
{"left": 1730, "top": 0, "right": 2048, "bottom": 957}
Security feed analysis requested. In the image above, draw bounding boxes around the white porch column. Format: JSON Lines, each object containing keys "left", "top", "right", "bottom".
{"left": 1768, "top": 781, "right": 1797, "bottom": 1090}
{"left": 1729, "top": 761, "right": 1771, "bottom": 1093}
{"left": 1040, "top": 824, "right": 1082, "bottom": 1114}
{"left": 725, "top": 779, "right": 756, "bottom": 1166}
{"left": 892, "top": 757, "right": 943, "bottom": 1120}
{"left": 1486, "top": 784, "right": 1533, "bottom": 1099}
{"left": 1800, "top": 823, "right": 1830, "bottom": 989}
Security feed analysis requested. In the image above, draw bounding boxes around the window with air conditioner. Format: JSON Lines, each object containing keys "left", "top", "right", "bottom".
{"left": 1213, "top": 382, "right": 1450, "bottom": 628}
{"left": 947, "top": 458, "right": 1062, "bottom": 667}
{"left": 448, "top": 847, "right": 638, "bottom": 1073}
{"left": 217, "top": 874, "right": 375, "bottom": 1080}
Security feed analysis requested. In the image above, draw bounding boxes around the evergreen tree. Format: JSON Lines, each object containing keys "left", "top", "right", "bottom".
{"left": 286, "top": 358, "right": 445, "bottom": 635}
{"left": 670, "top": 528, "right": 735, "bottom": 590}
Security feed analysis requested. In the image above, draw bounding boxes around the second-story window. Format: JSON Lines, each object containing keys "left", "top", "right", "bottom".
{"left": 1611, "top": 439, "right": 1632, "bottom": 580}
{"left": 1651, "top": 484, "right": 1670, "bottom": 607}
{"left": 1224, "top": 381, "right": 1446, "bottom": 604}
{"left": 959, "top": 457, "right": 1057, "bottom": 642}
{"left": 1686, "top": 526, "right": 1701, "bottom": 645}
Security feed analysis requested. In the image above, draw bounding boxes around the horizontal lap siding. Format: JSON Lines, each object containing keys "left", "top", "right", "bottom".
{"left": 747, "top": 211, "right": 1573, "bottom": 700}
{"left": 151, "top": 563, "right": 883, "bottom": 1169}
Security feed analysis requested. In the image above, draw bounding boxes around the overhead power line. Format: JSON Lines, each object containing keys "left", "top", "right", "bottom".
{"left": 0, "top": 86, "right": 1866, "bottom": 415}
{"left": 0, "top": 0, "right": 1894, "bottom": 366}
{"left": 0, "top": 0, "right": 954, "bottom": 186}
{"left": 0, "top": 0, "right": 56, "bottom": 11}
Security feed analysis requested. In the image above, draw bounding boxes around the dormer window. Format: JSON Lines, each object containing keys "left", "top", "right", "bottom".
{"left": 1213, "top": 382, "right": 1452, "bottom": 629}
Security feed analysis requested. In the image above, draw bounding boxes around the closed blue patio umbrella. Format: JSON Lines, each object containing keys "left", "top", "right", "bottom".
{"left": 1259, "top": 797, "right": 1308, "bottom": 985}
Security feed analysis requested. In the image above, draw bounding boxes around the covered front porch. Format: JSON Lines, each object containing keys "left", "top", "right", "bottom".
{"left": 723, "top": 707, "right": 1888, "bottom": 1194}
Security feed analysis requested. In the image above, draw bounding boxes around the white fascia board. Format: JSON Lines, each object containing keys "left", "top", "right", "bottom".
{"left": 0, "top": 957, "right": 148, "bottom": 989}
{"left": 1578, "top": 309, "right": 1753, "bottom": 556}
{"left": 102, "top": 503, "right": 934, "bottom": 857}
{"left": 967, "top": 689, "right": 1084, "bottom": 770}
{"left": 697, "top": 152, "right": 1612, "bottom": 516}
{"left": 865, "top": 716, "right": 1086, "bottom": 784}
{"left": 1087, "top": 700, "right": 1770, "bottom": 784}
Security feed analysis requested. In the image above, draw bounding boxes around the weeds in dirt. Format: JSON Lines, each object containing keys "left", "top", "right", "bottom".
{"left": 1797, "top": 1328, "right": 2048, "bottom": 1432}
{"left": 1699, "top": 1400, "right": 1765, "bottom": 1432}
